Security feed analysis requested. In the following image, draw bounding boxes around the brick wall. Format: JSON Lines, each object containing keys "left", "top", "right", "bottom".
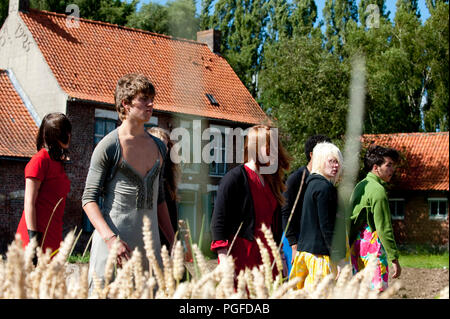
{"left": 392, "top": 190, "right": 449, "bottom": 246}
{"left": 0, "top": 159, "right": 28, "bottom": 254}
{"left": 64, "top": 101, "right": 96, "bottom": 252}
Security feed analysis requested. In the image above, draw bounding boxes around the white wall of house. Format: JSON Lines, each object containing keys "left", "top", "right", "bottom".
{"left": 0, "top": 11, "right": 67, "bottom": 120}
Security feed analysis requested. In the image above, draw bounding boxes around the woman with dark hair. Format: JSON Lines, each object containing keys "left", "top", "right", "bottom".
{"left": 210, "top": 124, "right": 291, "bottom": 277}
{"left": 16, "top": 112, "right": 72, "bottom": 255}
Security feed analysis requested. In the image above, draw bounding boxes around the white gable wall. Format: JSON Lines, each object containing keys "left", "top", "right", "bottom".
{"left": 0, "top": 11, "right": 68, "bottom": 120}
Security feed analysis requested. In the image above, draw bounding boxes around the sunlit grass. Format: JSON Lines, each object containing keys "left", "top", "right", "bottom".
{"left": 390, "top": 245, "right": 449, "bottom": 269}
{"left": 396, "top": 252, "right": 449, "bottom": 269}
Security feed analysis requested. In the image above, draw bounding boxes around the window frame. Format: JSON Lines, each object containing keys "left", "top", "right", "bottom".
{"left": 389, "top": 198, "right": 405, "bottom": 220}
{"left": 94, "top": 117, "right": 118, "bottom": 146}
{"left": 179, "top": 120, "right": 201, "bottom": 174}
{"left": 177, "top": 185, "right": 199, "bottom": 240}
{"left": 208, "top": 124, "right": 228, "bottom": 177}
{"left": 428, "top": 198, "right": 448, "bottom": 220}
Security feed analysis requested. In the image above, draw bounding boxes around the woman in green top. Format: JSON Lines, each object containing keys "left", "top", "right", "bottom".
{"left": 349, "top": 146, "right": 401, "bottom": 292}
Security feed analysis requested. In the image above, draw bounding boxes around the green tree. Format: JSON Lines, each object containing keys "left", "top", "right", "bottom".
{"left": 259, "top": 35, "right": 350, "bottom": 169}
{"left": 323, "top": 0, "right": 358, "bottom": 54}
{"left": 199, "top": 0, "right": 214, "bottom": 30}
{"left": 126, "top": 1, "right": 169, "bottom": 34}
{"left": 265, "top": 0, "right": 292, "bottom": 41}
{"left": 1, "top": 0, "right": 8, "bottom": 28}
{"left": 29, "top": 0, "right": 138, "bottom": 26}
{"left": 290, "top": 0, "right": 319, "bottom": 37}
{"left": 342, "top": 0, "right": 445, "bottom": 134}
{"left": 74, "top": 0, "right": 138, "bottom": 26}
{"left": 166, "top": 0, "right": 198, "bottom": 40}
{"left": 421, "top": 0, "right": 449, "bottom": 131}
{"left": 30, "top": 0, "right": 67, "bottom": 12}
{"left": 211, "top": 0, "right": 268, "bottom": 96}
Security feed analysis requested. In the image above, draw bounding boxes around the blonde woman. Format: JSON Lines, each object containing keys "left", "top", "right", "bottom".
{"left": 210, "top": 125, "right": 291, "bottom": 277}
{"left": 289, "top": 142, "right": 346, "bottom": 290}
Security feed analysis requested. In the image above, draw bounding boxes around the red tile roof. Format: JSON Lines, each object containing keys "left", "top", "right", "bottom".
{"left": 19, "top": 10, "right": 269, "bottom": 125}
{"left": 362, "top": 132, "right": 449, "bottom": 191}
{"left": 0, "top": 70, "right": 38, "bottom": 158}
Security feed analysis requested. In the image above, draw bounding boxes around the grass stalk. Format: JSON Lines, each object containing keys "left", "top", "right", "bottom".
{"left": 40, "top": 197, "right": 64, "bottom": 249}
{"left": 271, "top": 170, "right": 306, "bottom": 270}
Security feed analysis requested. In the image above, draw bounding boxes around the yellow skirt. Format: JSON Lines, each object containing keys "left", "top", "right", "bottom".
{"left": 289, "top": 251, "right": 336, "bottom": 290}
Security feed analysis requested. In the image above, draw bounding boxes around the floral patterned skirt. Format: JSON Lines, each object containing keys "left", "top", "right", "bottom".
{"left": 350, "top": 224, "right": 389, "bottom": 291}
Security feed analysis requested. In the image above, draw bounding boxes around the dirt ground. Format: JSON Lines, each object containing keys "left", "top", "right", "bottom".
{"left": 66, "top": 263, "right": 449, "bottom": 299}
{"left": 390, "top": 267, "right": 449, "bottom": 299}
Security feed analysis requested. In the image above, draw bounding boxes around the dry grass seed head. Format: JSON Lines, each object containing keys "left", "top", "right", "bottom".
{"left": 142, "top": 215, "right": 165, "bottom": 292}
{"left": 261, "top": 224, "right": 284, "bottom": 275}
{"left": 172, "top": 241, "right": 185, "bottom": 282}
{"left": 252, "top": 266, "right": 268, "bottom": 299}
{"left": 255, "top": 237, "right": 273, "bottom": 293}
{"left": 192, "top": 244, "right": 208, "bottom": 277}
{"left": 161, "top": 245, "right": 175, "bottom": 296}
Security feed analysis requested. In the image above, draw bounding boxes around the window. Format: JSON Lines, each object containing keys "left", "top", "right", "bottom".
{"left": 206, "top": 93, "right": 219, "bottom": 106}
{"left": 179, "top": 120, "right": 201, "bottom": 174}
{"left": 389, "top": 198, "right": 405, "bottom": 220}
{"left": 178, "top": 189, "right": 199, "bottom": 240}
{"left": 208, "top": 125, "right": 227, "bottom": 176}
{"left": 94, "top": 118, "right": 117, "bottom": 146}
{"left": 203, "top": 188, "right": 217, "bottom": 228}
{"left": 428, "top": 198, "right": 448, "bottom": 219}
{"left": 84, "top": 113, "right": 118, "bottom": 232}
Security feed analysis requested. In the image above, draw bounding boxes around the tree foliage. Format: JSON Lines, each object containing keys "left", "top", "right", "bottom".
{"left": 126, "top": 1, "right": 170, "bottom": 34}
{"left": 256, "top": 0, "right": 448, "bottom": 169}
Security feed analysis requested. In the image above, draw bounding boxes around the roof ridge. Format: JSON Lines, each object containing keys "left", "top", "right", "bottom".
{"left": 25, "top": 8, "right": 208, "bottom": 47}
{"left": 364, "top": 132, "right": 449, "bottom": 136}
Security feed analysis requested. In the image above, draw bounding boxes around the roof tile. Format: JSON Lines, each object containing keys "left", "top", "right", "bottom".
{"left": 0, "top": 70, "right": 38, "bottom": 158}
{"left": 20, "top": 10, "right": 269, "bottom": 125}
{"left": 362, "top": 132, "right": 449, "bottom": 191}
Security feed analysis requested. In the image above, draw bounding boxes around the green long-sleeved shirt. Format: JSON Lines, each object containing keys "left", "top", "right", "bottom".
{"left": 349, "top": 172, "right": 400, "bottom": 261}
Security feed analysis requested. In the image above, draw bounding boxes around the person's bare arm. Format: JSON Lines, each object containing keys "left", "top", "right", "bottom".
{"left": 24, "top": 178, "right": 41, "bottom": 232}
{"left": 83, "top": 202, "right": 130, "bottom": 265}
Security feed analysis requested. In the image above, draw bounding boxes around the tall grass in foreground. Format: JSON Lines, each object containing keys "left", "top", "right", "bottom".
{"left": 0, "top": 215, "right": 448, "bottom": 299}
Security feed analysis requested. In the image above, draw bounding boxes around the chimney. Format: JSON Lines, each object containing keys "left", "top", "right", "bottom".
{"left": 196, "top": 29, "right": 221, "bottom": 54}
{"left": 9, "top": 0, "right": 30, "bottom": 15}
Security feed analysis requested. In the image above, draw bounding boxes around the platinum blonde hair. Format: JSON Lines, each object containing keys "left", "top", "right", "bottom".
{"left": 310, "top": 142, "right": 343, "bottom": 184}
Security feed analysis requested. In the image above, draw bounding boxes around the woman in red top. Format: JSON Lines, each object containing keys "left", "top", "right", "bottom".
{"left": 16, "top": 112, "right": 72, "bottom": 255}
{"left": 210, "top": 125, "right": 291, "bottom": 277}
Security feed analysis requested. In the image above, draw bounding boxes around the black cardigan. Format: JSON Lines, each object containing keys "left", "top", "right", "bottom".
{"left": 297, "top": 173, "right": 338, "bottom": 256}
{"left": 210, "top": 164, "right": 282, "bottom": 244}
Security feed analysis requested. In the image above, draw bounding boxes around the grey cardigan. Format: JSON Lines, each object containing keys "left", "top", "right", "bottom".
{"left": 82, "top": 128, "right": 167, "bottom": 207}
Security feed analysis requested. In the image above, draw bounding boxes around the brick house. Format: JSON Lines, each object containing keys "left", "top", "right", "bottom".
{"left": 0, "top": 69, "right": 39, "bottom": 253}
{"left": 362, "top": 132, "right": 449, "bottom": 246}
{"left": 0, "top": 0, "right": 269, "bottom": 255}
